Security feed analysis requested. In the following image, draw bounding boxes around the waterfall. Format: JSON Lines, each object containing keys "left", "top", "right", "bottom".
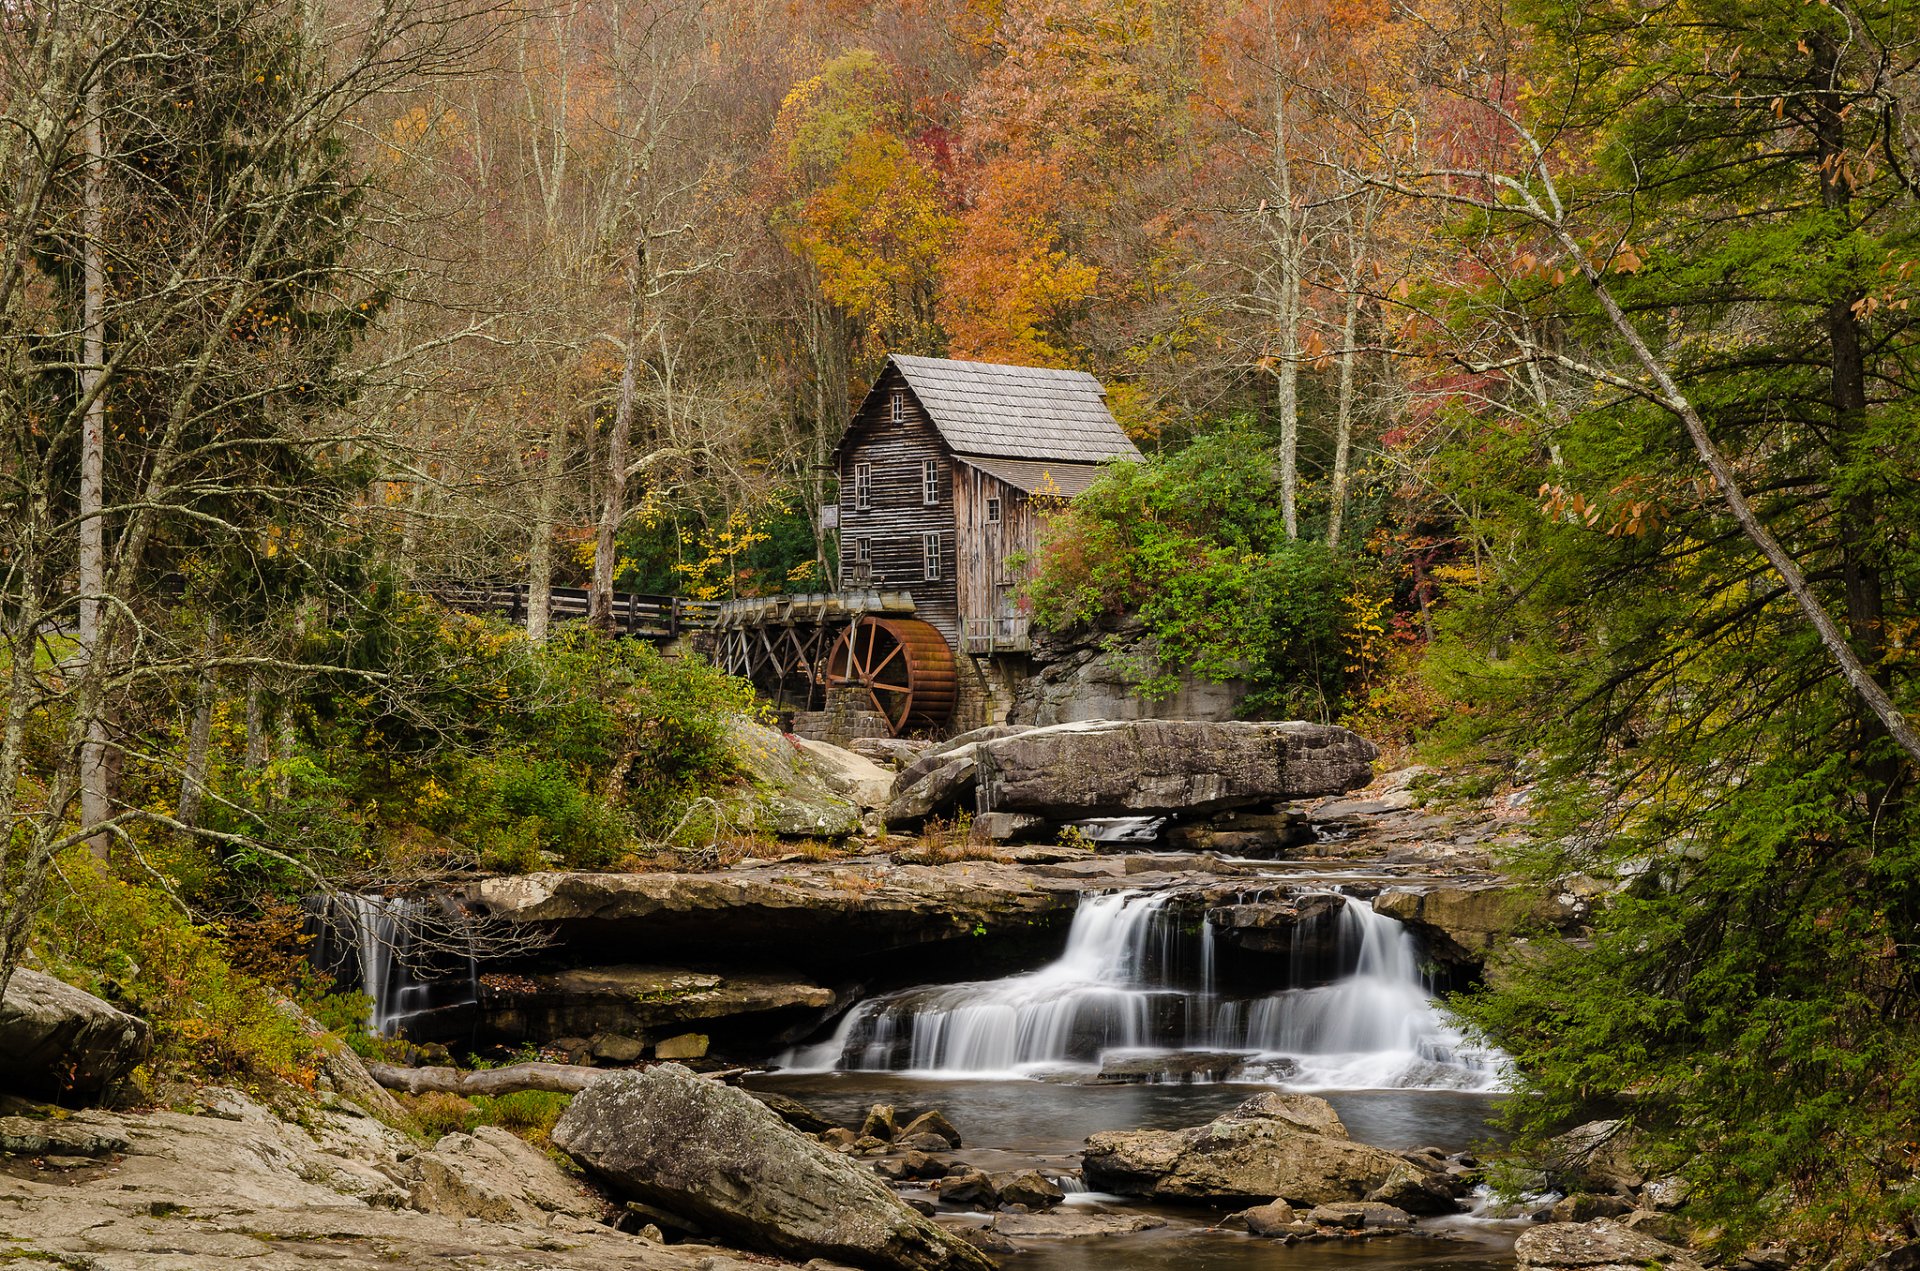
{"left": 1216, "top": 897, "right": 1504, "bottom": 1090}
{"left": 778, "top": 888, "right": 1505, "bottom": 1090}
{"left": 313, "top": 894, "right": 480, "bottom": 1038}
{"left": 780, "top": 891, "right": 1191, "bottom": 1075}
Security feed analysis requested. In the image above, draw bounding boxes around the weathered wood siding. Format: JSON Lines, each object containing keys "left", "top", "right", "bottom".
{"left": 952, "top": 462, "right": 1039, "bottom": 629}
{"left": 837, "top": 366, "right": 960, "bottom": 645}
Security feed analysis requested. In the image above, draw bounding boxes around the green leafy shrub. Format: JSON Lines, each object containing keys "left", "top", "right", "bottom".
{"left": 34, "top": 853, "right": 320, "bottom": 1087}
{"left": 295, "top": 597, "right": 760, "bottom": 873}
{"left": 1028, "top": 429, "right": 1365, "bottom": 718}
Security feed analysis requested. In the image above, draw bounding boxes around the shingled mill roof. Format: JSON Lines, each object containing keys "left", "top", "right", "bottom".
{"left": 954, "top": 456, "right": 1110, "bottom": 497}
{"left": 888, "top": 355, "right": 1143, "bottom": 464}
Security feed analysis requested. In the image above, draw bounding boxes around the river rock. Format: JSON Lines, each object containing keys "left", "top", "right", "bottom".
{"left": 1514, "top": 1220, "right": 1705, "bottom": 1271}
{"left": 1240, "top": 1199, "right": 1297, "bottom": 1235}
{"left": 991, "top": 1169, "right": 1064, "bottom": 1209}
{"left": 1090, "top": 1050, "right": 1250, "bottom": 1085}
{"left": 1365, "top": 1164, "right": 1464, "bottom": 1215}
{"left": 1221, "top": 1092, "right": 1351, "bottom": 1138}
{"left": 884, "top": 752, "right": 980, "bottom": 825}
{"left": 0, "top": 967, "right": 152, "bottom": 1099}
{"left": 750, "top": 1090, "right": 839, "bottom": 1135}
{"left": 1305, "top": 1201, "right": 1411, "bottom": 1229}
{"left": 551, "top": 1064, "right": 991, "bottom": 1271}
{"left": 973, "top": 720, "right": 1377, "bottom": 820}
{"left": 861, "top": 1103, "right": 899, "bottom": 1140}
{"left": 934, "top": 1168, "right": 998, "bottom": 1206}
{"left": 1552, "top": 1193, "right": 1635, "bottom": 1223}
{"left": 1545, "top": 1119, "right": 1645, "bottom": 1192}
{"left": 1082, "top": 1094, "right": 1409, "bottom": 1205}
{"left": 990, "top": 1211, "right": 1167, "bottom": 1239}
{"left": 897, "top": 1109, "right": 962, "bottom": 1147}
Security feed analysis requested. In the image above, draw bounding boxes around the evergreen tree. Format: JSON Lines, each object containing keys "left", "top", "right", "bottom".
{"left": 1416, "top": 0, "right": 1920, "bottom": 1255}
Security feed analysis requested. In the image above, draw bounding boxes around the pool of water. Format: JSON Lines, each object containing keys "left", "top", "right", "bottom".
{"left": 747, "top": 1072, "right": 1525, "bottom": 1271}
{"left": 752, "top": 1073, "right": 1506, "bottom": 1156}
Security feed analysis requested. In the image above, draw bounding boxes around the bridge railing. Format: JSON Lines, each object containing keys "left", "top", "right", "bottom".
{"left": 420, "top": 581, "right": 717, "bottom": 640}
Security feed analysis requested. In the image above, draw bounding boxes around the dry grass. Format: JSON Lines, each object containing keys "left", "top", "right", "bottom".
{"left": 891, "top": 814, "right": 1008, "bottom": 865}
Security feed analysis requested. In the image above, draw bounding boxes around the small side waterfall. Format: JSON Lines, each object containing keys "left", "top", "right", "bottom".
{"left": 779, "top": 888, "right": 1504, "bottom": 1090}
{"left": 312, "top": 894, "right": 480, "bottom": 1038}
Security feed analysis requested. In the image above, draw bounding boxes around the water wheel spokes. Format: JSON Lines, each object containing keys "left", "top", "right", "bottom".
{"left": 824, "top": 616, "right": 956, "bottom": 736}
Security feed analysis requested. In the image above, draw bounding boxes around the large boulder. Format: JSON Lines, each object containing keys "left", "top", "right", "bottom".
{"left": 971, "top": 720, "right": 1376, "bottom": 821}
{"left": 1010, "top": 618, "right": 1249, "bottom": 725}
{"left": 0, "top": 967, "right": 151, "bottom": 1099}
{"left": 1514, "top": 1221, "right": 1705, "bottom": 1271}
{"left": 1081, "top": 1093, "right": 1420, "bottom": 1206}
{"left": 790, "top": 737, "right": 896, "bottom": 809}
{"left": 884, "top": 750, "right": 980, "bottom": 826}
{"left": 726, "top": 717, "right": 862, "bottom": 838}
{"left": 552, "top": 1063, "right": 992, "bottom": 1271}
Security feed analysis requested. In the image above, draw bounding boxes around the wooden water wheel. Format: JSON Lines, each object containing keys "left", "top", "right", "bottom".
{"left": 823, "top": 616, "right": 956, "bottom": 736}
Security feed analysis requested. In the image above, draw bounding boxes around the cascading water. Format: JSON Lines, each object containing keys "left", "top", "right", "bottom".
{"left": 778, "top": 888, "right": 1505, "bottom": 1090}
{"left": 312, "top": 894, "right": 480, "bottom": 1038}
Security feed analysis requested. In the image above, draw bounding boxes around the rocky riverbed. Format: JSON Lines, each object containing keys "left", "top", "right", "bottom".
{"left": 1, "top": 721, "right": 1713, "bottom": 1271}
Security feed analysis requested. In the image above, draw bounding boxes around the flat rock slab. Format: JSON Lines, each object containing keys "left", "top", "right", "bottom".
{"left": 1515, "top": 1220, "right": 1705, "bottom": 1271}
{"left": 974, "top": 720, "right": 1377, "bottom": 819}
{"left": 0, "top": 1088, "right": 764, "bottom": 1271}
{"left": 463, "top": 863, "right": 1083, "bottom": 968}
{"left": 479, "top": 965, "right": 835, "bottom": 1042}
{"left": 990, "top": 1211, "right": 1168, "bottom": 1238}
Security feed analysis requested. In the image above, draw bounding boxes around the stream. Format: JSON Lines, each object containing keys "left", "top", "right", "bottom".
{"left": 753, "top": 885, "right": 1527, "bottom": 1269}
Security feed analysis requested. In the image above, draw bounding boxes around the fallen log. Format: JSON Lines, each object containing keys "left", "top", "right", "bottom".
{"left": 366, "top": 1061, "right": 601, "bottom": 1096}
{"left": 365, "top": 1061, "right": 753, "bottom": 1097}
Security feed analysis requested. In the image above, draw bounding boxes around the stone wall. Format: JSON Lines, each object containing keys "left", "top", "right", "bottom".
{"left": 1009, "top": 618, "right": 1249, "bottom": 726}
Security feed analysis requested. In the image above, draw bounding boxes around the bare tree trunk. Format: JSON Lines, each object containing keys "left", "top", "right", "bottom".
{"left": 526, "top": 411, "right": 567, "bottom": 641}
{"left": 78, "top": 75, "right": 109, "bottom": 857}
{"left": 1269, "top": 76, "right": 1302, "bottom": 541}
{"left": 245, "top": 671, "right": 269, "bottom": 769}
{"left": 590, "top": 253, "right": 645, "bottom": 630}
{"left": 178, "top": 675, "right": 215, "bottom": 827}
{"left": 1326, "top": 283, "right": 1361, "bottom": 550}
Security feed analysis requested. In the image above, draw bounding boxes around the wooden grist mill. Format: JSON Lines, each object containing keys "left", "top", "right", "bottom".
{"left": 701, "top": 354, "right": 1140, "bottom": 739}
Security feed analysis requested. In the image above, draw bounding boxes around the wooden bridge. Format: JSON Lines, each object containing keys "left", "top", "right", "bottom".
{"left": 427, "top": 581, "right": 960, "bottom": 736}
{"left": 423, "top": 582, "right": 718, "bottom": 640}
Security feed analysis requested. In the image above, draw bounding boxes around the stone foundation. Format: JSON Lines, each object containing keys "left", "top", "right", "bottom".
{"left": 791, "top": 687, "right": 892, "bottom": 746}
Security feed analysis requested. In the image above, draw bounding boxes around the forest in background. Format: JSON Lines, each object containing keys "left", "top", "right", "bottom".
{"left": 3, "top": 0, "right": 1919, "bottom": 1263}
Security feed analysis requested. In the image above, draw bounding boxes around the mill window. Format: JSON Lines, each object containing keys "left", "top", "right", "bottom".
{"left": 855, "top": 537, "right": 871, "bottom": 566}
{"left": 922, "top": 532, "right": 941, "bottom": 581}
{"left": 890, "top": 389, "right": 905, "bottom": 423}
{"left": 853, "top": 462, "right": 871, "bottom": 511}
{"left": 923, "top": 458, "right": 939, "bottom": 505}
{"left": 985, "top": 496, "right": 1001, "bottom": 525}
